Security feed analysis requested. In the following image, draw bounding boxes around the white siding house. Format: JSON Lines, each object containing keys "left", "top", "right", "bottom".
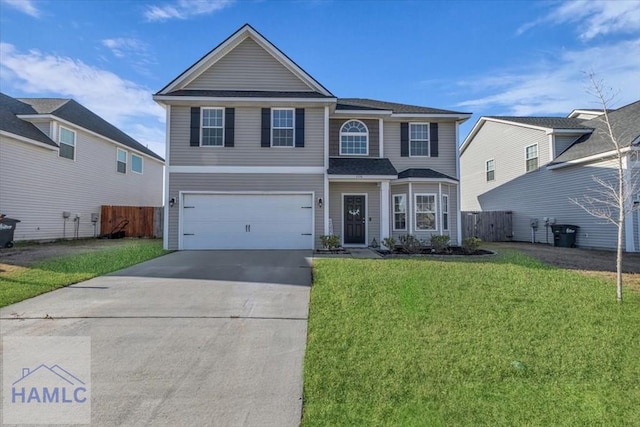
{"left": 0, "top": 93, "right": 164, "bottom": 242}
{"left": 460, "top": 101, "right": 640, "bottom": 251}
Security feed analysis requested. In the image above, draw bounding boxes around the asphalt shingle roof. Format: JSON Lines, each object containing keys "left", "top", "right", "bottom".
{"left": 398, "top": 168, "right": 457, "bottom": 181}
{"left": 336, "top": 98, "right": 470, "bottom": 115}
{"left": 0, "top": 93, "right": 58, "bottom": 147}
{"left": 13, "top": 95, "right": 164, "bottom": 161}
{"left": 328, "top": 158, "right": 398, "bottom": 176}
{"left": 487, "top": 116, "right": 592, "bottom": 130}
{"left": 552, "top": 100, "right": 640, "bottom": 164}
{"left": 164, "top": 89, "right": 333, "bottom": 98}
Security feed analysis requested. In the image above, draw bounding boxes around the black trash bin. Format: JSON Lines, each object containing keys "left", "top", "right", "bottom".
{"left": 0, "top": 217, "right": 21, "bottom": 248}
{"left": 551, "top": 224, "right": 579, "bottom": 248}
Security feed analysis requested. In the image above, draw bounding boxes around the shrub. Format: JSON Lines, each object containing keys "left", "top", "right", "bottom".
{"left": 430, "top": 235, "right": 451, "bottom": 253}
{"left": 462, "top": 237, "right": 482, "bottom": 253}
{"left": 399, "top": 234, "right": 423, "bottom": 254}
{"left": 381, "top": 237, "right": 396, "bottom": 251}
{"left": 320, "top": 235, "right": 340, "bottom": 250}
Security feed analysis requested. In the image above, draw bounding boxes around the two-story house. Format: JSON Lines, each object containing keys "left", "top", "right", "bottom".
{"left": 0, "top": 93, "right": 164, "bottom": 241}
{"left": 154, "top": 24, "right": 470, "bottom": 250}
{"left": 460, "top": 100, "right": 640, "bottom": 251}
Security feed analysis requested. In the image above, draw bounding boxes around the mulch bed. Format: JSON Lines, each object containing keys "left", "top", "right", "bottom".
{"left": 377, "top": 247, "right": 494, "bottom": 257}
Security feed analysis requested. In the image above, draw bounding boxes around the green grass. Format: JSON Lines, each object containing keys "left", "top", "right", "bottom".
{"left": 0, "top": 240, "right": 168, "bottom": 307}
{"left": 303, "top": 250, "right": 640, "bottom": 426}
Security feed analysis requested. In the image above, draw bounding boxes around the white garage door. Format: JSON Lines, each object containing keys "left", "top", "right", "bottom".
{"left": 181, "top": 193, "right": 314, "bottom": 250}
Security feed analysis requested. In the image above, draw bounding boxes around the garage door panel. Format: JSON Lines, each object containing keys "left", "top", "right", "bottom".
{"left": 181, "top": 194, "right": 313, "bottom": 250}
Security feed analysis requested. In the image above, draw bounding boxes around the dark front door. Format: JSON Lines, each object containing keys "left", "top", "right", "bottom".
{"left": 344, "top": 195, "right": 366, "bottom": 245}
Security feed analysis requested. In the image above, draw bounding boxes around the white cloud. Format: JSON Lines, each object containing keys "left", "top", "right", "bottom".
{"left": 518, "top": 0, "right": 640, "bottom": 40}
{"left": 128, "top": 124, "right": 166, "bottom": 158}
{"left": 144, "top": 0, "right": 235, "bottom": 22}
{"left": 102, "top": 38, "right": 148, "bottom": 59}
{"left": 1, "top": 0, "right": 40, "bottom": 17}
{"left": 0, "top": 42, "right": 166, "bottom": 156}
{"left": 457, "top": 39, "right": 640, "bottom": 116}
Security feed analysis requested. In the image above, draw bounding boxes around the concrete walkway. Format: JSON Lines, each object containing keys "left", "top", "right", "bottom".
{"left": 1, "top": 250, "right": 312, "bottom": 426}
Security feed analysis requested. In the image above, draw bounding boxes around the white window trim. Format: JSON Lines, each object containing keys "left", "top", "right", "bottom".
{"left": 131, "top": 153, "right": 143, "bottom": 174}
{"left": 58, "top": 126, "right": 76, "bottom": 161}
{"left": 392, "top": 194, "right": 407, "bottom": 231}
{"left": 271, "top": 108, "right": 295, "bottom": 148}
{"left": 117, "top": 147, "right": 127, "bottom": 174}
{"left": 201, "top": 107, "right": 225, "bottom": 147}
{"left": 442, "top": 194, "right": 449, "bottom": 232}
{"left": 409, "top": 122, "right": 430, "bottom": 157}
{"left": 414, "top": 193, "right": 437, "bottom": 232}
{"left": 340, "top": 119, "right": 369, "bottom": 156}
{"left": 486, "top": 158, "right": 495, "bottom": 181}
{"left": 525, "top": 143, "right": 539, "bottom": 172}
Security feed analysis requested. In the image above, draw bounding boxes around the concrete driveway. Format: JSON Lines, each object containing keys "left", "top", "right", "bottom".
{"left": 1, "top": 250, "right": 312, "bottom": 426}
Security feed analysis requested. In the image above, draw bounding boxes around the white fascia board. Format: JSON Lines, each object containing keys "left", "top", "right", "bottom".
{"left": 153, "top": 95, "right": 336, "bottom": 105}
{"left": 328, "top": 175, "right": 396, "bottom": 181}
{"left": 17, "top": 114, "right": 165, "bottom": 164}
{"left": 169, "top": 166, "right": 325, "bottom": 174}
{"left": 0, "top": 130, "right": 58, "bottom": 150}
{"left": 160, "top": 26, "right": 332, "bottom": 96}
{"left": 459, "top": 117, "right": 486, "bottom": 154}
{"left": 546, "top": 147, "right": 632, "bottom": 170}
{"left": 392, "top": 178, "right": 459, "bottom": 185}
{"left": 568, "top": 109, "right": 604, "bottom": 119}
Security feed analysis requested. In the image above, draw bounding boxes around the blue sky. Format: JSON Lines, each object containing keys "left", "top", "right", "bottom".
{"left": 1, "top": 0, "right": 639, "bottom": 156}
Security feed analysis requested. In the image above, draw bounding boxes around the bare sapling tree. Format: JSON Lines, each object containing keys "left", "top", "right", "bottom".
{"left": 570, "top": 73, "right": 638, "bottom": 303}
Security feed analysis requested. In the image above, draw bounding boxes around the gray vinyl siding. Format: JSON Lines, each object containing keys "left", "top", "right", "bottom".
{"left": 461, "top": 121, "right": 550, "bottom": 211}
{"left": 390, "top": 183, "right": 458, "bottom": 245}
{"left": 460, "top": 119, "right": 628, "bottom": 250}
{"left": 167, "top": 173, "right": 324, "bottom": 249}
{"left": 329, "top": 119, "right": 379, "bottom": 157}
{"left": 385, "top": 120, "right": 458, "bottom": 177}
{"left": 34, "top": 121, "right": 52, "bottom": 139}
{"left": 184, "top": 38, "right": 312, "bottom": 92}
{"left": 0, "top": 132, "right": 163, "bottom": 242}
{"left": 554, "top": 134, "right": 581, "bottom": 158}
{"left": 169, "top": 106, "right": 324, "bottom": 166}
{"left": 328, "top": 182, "right": 380, "bottom": 246}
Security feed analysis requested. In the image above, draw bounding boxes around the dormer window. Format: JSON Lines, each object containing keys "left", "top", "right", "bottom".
{"left": 340, "top": 120, "right": 368, "bottom": 155}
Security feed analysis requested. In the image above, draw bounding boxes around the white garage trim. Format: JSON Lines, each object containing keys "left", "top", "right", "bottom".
{"left": 178, "top": 191, "right": 315, "bottom": 250}
{"left": 169, "top": 166, "right": 324, "bottom": 174}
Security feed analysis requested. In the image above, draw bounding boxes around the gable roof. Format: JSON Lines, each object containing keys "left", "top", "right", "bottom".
{"left": 161, "top": 89, "right": 333, "bottom": 99}
{"left": 156, "top": 24, "right": 333, "bottom": 97}
{"left": 337, "top": 98, "right": 470, "bottom": 116}
{"left": 0, "top": 93, "right": 58, "bottom": 147}
{"left": 15, "top": 96, "right": 164, "bottom": 161}
{"left": 484, "top": 116, "right": 590, "bottom": 130}
{"left": 460, "top": 115, "right": 593, "bottom": 154}
{"left": 551, "top": 100, "right": 640, "bottom": 165}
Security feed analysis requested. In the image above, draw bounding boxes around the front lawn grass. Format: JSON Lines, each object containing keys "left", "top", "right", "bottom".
{"left": 303, "top": 250, "right": 640, "bottom": 426}
{"left": 0, "top": 239, "right": 168, "bottom": 307}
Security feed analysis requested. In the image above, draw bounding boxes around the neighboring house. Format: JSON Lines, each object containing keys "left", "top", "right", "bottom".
{"left": 460, "top": 100, "right": 640, "bottom": 251}
{"left": 154, "top": 24, "right": 470, "bottom": 250}
{"left": 0, "top": 93, "right": 164, "bottom": 241}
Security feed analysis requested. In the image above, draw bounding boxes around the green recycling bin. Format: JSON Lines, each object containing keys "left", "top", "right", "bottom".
{"left": 551, "top": 224, "right": 579, "bottom": 248}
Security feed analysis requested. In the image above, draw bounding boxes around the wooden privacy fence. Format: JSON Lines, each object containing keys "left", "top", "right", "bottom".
{"left": 100, "top": 206, "right": 163, "bottom": 238}
{"left": 462, "top": 211, "right": 513, "bottom": 242}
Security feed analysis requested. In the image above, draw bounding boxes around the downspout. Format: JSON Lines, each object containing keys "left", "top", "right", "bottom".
{"left": 455, "top": 120, "right": 462, "bottom": 245}
{"left": 623, "top": 155, "right": 635, "bottom": 252}
{"left": 324, "top": 106, "right": 330, "bottom": 238}
{"left": 438, "top": 182, "right": 443, "bottom": 235}
{"left": 163, "top": 104, "right": 171, "bottom": 250}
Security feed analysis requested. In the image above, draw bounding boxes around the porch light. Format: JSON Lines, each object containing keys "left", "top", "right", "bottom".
{"left": 169, "top": 197, "right": 176, "bottom": 208}
{"left": 317, "top": 197, "right": 323, "bottom": 208}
